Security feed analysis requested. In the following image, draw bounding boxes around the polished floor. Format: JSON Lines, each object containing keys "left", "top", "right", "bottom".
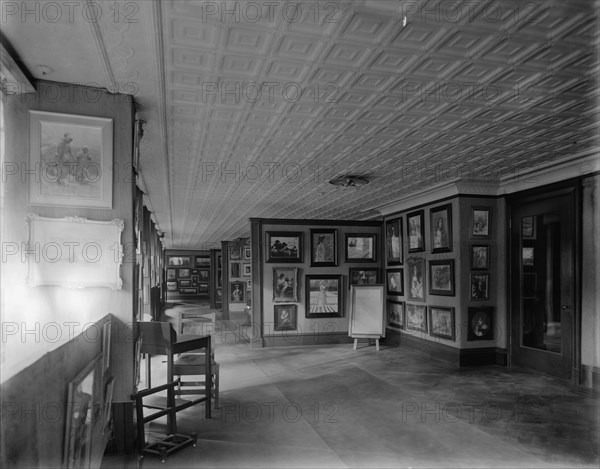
{"left": 103, "top": 307, "right": 599, "bottom": 469}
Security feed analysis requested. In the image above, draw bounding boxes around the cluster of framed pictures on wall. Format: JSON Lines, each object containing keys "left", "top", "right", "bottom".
{"left": 266, "top": 229, "right": 379, "bottom": 332}
{"left": 228, "top": 243, "right": 251, "bottom": 304}
{"left": 166, "top": 254, "right": 210, "bottom": 297}
{"left": 383, "top": 205, "right": 494, "bottom": 342}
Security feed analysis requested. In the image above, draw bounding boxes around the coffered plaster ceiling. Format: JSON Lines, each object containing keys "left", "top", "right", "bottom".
{"left": 3, "top": 0, "right": 599, "bottom": 248}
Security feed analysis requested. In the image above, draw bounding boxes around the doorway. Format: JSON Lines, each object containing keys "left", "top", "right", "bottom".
{"left": 509, "top": 188, "right": 577, "bottom": 380}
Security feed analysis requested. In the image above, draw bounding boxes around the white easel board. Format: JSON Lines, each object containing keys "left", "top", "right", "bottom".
{"left": 348, "top": 285, "right": 385, "bottom": 350}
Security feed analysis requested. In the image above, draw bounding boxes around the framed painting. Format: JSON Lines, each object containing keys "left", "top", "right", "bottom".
{"left": 387, "top": 300, "right": 404, "bottom": 329}
{"left": 521, "top": 216, "right": 536, "bottom": 239}
{"left": 407, "top": 210, "right": 425, "bottom": 252}
{"left": 29, "top": 111, "right": 113, "bottom": 208}
{"left": 168, "top": 256, "right": 191, "bottom": 267}
{"left": 266, "top": 232, "right": 303, "bottom": 263}
{"left": 26, "top": 215, "right": 123, "bottom": 289}
{"left": 310, "top": 229, "right": 337, "bottom": 267}
{"left": 349, "top": 268, "right": 379, "bottom": 289}
{"left": 244, "top": 247, "right": 252, "bottom": 260}
{"left": 274, "top": 304, "right": 298, "bottom": 331}
{"left": 230, "top": 262, "right": 241, "bottom": 278}
{"left": 166, "top": 281, "right": 177, "bottom": 291}
{"left": 198, "top": 269, "right": 210, "bottom": 281}
{"left": 243, "top": 263, "right": 252, "bottom": 277}
{"left": 229, "top": 245, "right": 241, "bottom": 261}
{"left": 229, "top": 281, "right": 246, "bottom": 303}
{"left": 471, "top": 245, "right": 489, "bottom": 270}
{"left": 345, "top": 233, "right": 377, "bottom": 262}
{"left": 195, "top": 255, "right": 210, "bottom": 267}
{"left": 386, "top": 269, "right": 404, "bottom": 296}
{"left": 406, "top": 303, "right": 427, "bottom": 333}
{"left": 406, "top": 257, "right": 426, "bottom": 302}
{"left": 522, "top": 247, "right": 534, "bottom": 267}
{"left": 471, "top": 207, "right": 491, "bottom": 238}
{"left": 63, "top": 354, "right": 101, "bottom": 469}
{"left": 429, "top": 306, "right": 455, "bottom": 340}
{"left": 166, "top": 269, "right": 176, "bottom": 281}
{"left": 429, "top": 260, "right": 455, "bottom": 296}
{"left": 179, "top": 280, "right": 192, "bottom": 288}
{"left": 470, "top": 273, "right": 489, "bottom": 300}
{"left": 468, "top": 306, "right": 494, "bottom": 341}
{"left": 305, "top": 275, "right": 343, "bottom": 318}
{"left": 178, "top": 269, "right": 190, "bottom": 278}
{"left": 430, "top": 204, "right": 452, "bottom": 253}
{"left": 273, "top": 267, "right": 298, "bottom": 302}
{"left": 385, "top": 218, "right": 403, "bottom": 265}
{"left": 179, "top": 287, "right": 197, "bottom": 294}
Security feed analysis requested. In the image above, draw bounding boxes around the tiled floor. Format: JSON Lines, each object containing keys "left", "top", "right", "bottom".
{"left": 103, "top": 308, "right": 599, "bottom": 468}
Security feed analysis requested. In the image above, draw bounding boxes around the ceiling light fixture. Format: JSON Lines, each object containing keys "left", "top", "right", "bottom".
{"left": 328, "top": 175, "right": 370, "bottom": 188}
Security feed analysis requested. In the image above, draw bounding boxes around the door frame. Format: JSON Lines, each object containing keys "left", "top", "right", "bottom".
{"left": 505, "top": 179, "right": 582, "bottom": 385}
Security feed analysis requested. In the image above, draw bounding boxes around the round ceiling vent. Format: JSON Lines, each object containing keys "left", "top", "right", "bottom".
{"left": 328, "top": 175, "right": 370, "bottom": 188}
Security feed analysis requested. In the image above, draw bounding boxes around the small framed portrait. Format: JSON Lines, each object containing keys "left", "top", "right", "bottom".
{"left": 345, "top": 233, "right": 377, "bottom": 262}
{"left": 385, "top": 218, "right": 403, "bottom": 265}
{"left": 406, "top": 303, "right": 427, "bottom": 333}
{"left": 244, "top": 247, "right": 252, "bottom": 260}
{"left": 178, "top": 268, "right": 190, "bottom": 278}
{"left": 471, "top": 207, "right": 491, "bottom": 238}
{"left": 387, "top": 300, "right": 404, "bottom": 329}
{"left": 406, "top": 257, "right": 426, "bottom": 302}
{"left": 430, "top": 204, "right": 452, "bottom": 253}
{"left": 429, "top": 260, "right": 455, "bottom": 296}
{"left": 168, "top": 256, "right": 191, "bottom": 267}
{"left": 386, "top": 269, "right": 404, "bottom": 296}
{"left": 266, "top": 231, "right": 303, "bottom": 263}
{"left": 191, "top": 276, "right": 199, "bottom": 283}
{"left": 470, "top": 273, "right": 489, "bottom": 300}
{"left": 230, "top": 281, "right": 245, "bottom": 303}
{"left": 305, "top": 275, "right": 343, "bottom": 318}
{"left": 273, "top": 267, "right": 298, "bottom": 303}
{"left": 468, "top": 306, "right": 494, "bottom": 341}
{"left": 192, "top": 269, "right": 199, "bottom": 275}
{"left": 349, "top": 268, "right": 379, "bottom": 288}
{"left": 407, "top": 210, "right": 425, "bottom": 252}
{"left": 166, "top": 269, "right": 176, "bottom": 281}
{"left": 522, "top": 247, "right": 534, "bottom": 267}
{"left": 166, "top": 281, "right": 177, "bottom": 291}
{"left": 179, "top": 279, "right": 192, "bottom": 288}
{"left": 243, "top": 263, "right": 252, "bottom": 277}
{"left": 310, "top": 229, "right": 337, "bottom": 267}
{"left": 230, "top": 262, "right": 241, "bottom": 278}
{"left": 198, "top": 269, "right": 210, "bottom": 281}
{"left": 471, "top": 245, "right": 489, "bottom": 270}
{"left": 521, "top": 216, "right": 536, "bottom": 239}
{"left": 229, "top": 246, "right": 241, "bottom": 261}
{"left": 429, "top": 306, "right": 455, "bottom": 340}
{"left": 198, "top": 283, "right": 209, "bottom": 295}
{"left": 274, "top": 304, "right": 297, "bottom": 331}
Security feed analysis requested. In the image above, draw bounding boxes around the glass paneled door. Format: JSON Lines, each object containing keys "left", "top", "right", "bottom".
{"left": 510, "top": 190, "right": 575, "bottom": 379}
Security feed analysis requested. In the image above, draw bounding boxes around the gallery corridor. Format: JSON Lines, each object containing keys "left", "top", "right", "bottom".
{"left": 102, "top": 312, "right": 599, "bottom": 469}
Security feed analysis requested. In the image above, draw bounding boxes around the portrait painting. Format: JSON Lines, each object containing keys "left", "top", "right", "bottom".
{"left": 305, "top": 275, "right": 342, "bottom": 318}
{"left": 310, "top": 229, "right": 337, "bottom": 267}
{"left": 385, "top": 218, "right": 403, "bottom": 265}
{"left": 273, "top": 267, "right": 298, "bottom": 302}
{"left": 274, "top": 304, "right": 298, "bottom": 331}
{"left": 471, "top": 207, "right": 491, "bottom": 237}
{"left": 230, "top": 281, "right": 245, "bottom": 303}
{"left": 406, "top": 257, "right": 425, "bottom": 301}
{"left": 468, "top": 307, "right": 494, "bottom": 341}
{"left": 386, "top": 269, "right": 404, "bottom": 296}
{"left": 387, "top": 300, "right": 404, "bottom": 329}
{"left": 471, "top": 245, "right": 489, "bottom": 270}
{"left": 429, "top": 260, "right": 455, "bottom": 296}
{"left": 429, "top": 306, "right": 455, "bottom": 340}
{"left": 406, "top": 304, "right": 427, "bottom": 333}
{"left": 470, "top": 274, "right": 489, "bottom": 300}
{"left": 430, "top": 205, "right": 452, "bottom": 253}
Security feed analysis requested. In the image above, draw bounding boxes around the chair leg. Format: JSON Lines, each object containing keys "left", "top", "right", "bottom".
{"left": 213, "top": 363, "right": 220, "bottom": 409}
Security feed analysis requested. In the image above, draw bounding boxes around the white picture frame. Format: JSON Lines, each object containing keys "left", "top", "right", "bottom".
{"left": 29, "top": 111, "right": 113, "bottom": 208}
{"left": 26, "top": 215, "right": 124, "bottom": 289}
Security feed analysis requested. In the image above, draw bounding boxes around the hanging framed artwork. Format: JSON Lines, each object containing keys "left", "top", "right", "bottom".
{"left": 429, "top": 260, "right": 455, "bottom": 296}
{"left": 407, "top": 210, "right": 425, "bottom": 252}
{"left": 385, "top": 218, "right": 403, "bottom": 265}
{"left": 430, "top": 204, "right": 452, "bottom": 253}
{"left": 274, "top": 304, "right": 298, "bottom": 331}
{"left": 471, "top": 207, "right": 491, "bottom": 238}
{"left": 272, "top": 267, "right": 298, "bottom": 303}
{"left": 305, "top": 275, "right": 343, "bottom": 318}
{"left": 345, "top": 233, "right": 377, "bottom": 262}
{"left": 26, "top": 215, "right": 123, "bottom": 289}
{"left": 406, "top": 257, "right": 426, "bottom": 302}
{"left": 266, "top": 232, "right": 303, "bottom": 263}
{"left": 429, "top": 306, "right": 455, "bottom": 340}
{"left": 310, "top": 229, "right": 337, "bottom": 267}
{"left": 29, "top": 111, "right": 113, "bottom": 208}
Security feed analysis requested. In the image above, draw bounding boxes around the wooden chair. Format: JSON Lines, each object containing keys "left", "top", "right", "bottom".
{"left": 138, "top": 321, "right": 218, "bottom": 418}
{"left": 131, "top": 379, "right": 197, "bottom": 462}
{"left": 178, "top": 309, "right": 216, "bottom": 336}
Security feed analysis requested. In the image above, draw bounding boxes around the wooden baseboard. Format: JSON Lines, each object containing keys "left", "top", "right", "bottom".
{"left": 262, "top": 332, "right": 353, "bottom": 347}
{"left": 383, "top": 329, "right": 507, "bottom": 367}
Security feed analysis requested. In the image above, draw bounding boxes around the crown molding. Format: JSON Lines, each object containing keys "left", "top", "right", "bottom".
{"left": 0, "top": 43, "right": 35, "bottom": 94}
{"left": 375, "top": 151, "right": 599, "bottom": 216}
